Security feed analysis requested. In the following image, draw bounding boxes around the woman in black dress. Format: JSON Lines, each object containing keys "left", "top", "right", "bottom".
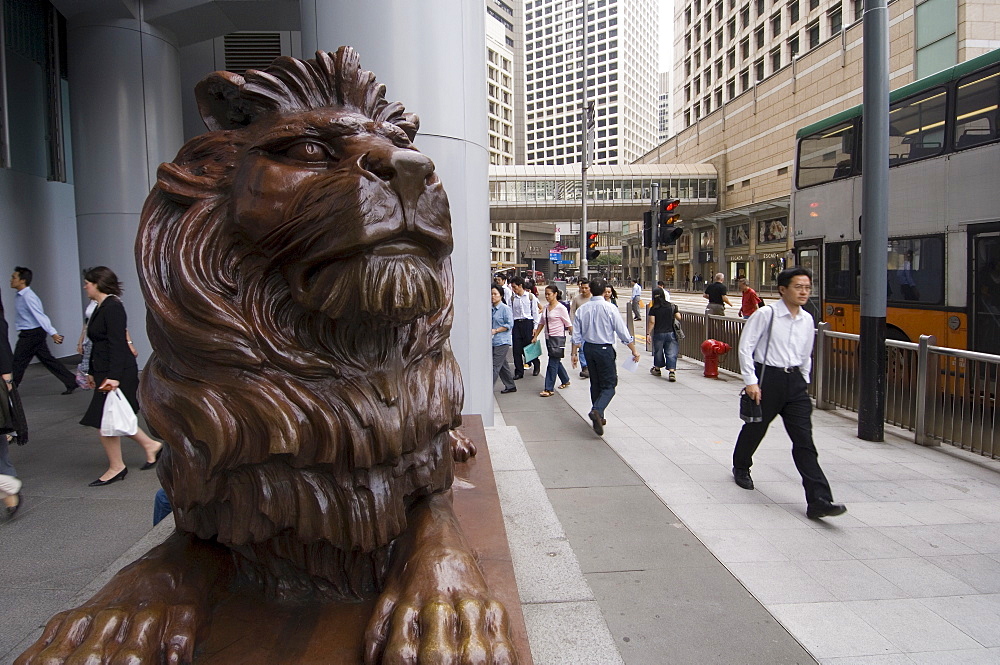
{"left": 80, "top": 267, "right": 162, "bottom": 486}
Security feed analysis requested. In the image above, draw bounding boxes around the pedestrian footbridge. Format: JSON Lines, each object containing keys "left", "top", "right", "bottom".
{"left": 489, "top": 164, "right": 719, "bottom": 223}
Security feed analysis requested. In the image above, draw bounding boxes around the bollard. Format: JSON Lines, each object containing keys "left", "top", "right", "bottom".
{"left": 700, "top": 338, "right": 731, "bottom": 378}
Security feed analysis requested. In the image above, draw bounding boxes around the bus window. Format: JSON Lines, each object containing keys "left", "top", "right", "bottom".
{"left": 825, "top": 241, "right": 858, "bottom": 300}
{"left": 796, "top": 120, "right": 855, "bottom": 188}
{"left": 954, "top": 66, "right": 999, "bottom": 150}
{"left": 886, "top": 236, "right": 945, "bottom": 305}
{"left": 888, "top": 88, "right": 947, "bottom": 165}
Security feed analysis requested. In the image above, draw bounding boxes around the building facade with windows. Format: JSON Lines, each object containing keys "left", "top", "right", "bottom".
{"left": 658, "top": 70, "right": 671, "bottom": 142}
{"left": 523, "top": 0, "right": 659, "bottom": 167}
{"left": 636, "top": 0, "right": 1000, "bottom": 291}
{"left": 487, "top": 5, "right": 520, "bottom": 270}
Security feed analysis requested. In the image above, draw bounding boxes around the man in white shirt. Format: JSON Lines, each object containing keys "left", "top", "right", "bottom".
{"left": 732, "top": 267, "right": 846, "bottom": 520}
{"left": 571, "top": 277, "right": 640, "bottom": 435}
{"left": 630, "top": 279, "right": 642, "bottom": 321}
{"left": 569, "top": 280, "right": 592, "bottom": 379}
{"left": 509, "top": 276, "right": 541, "bottom": 379}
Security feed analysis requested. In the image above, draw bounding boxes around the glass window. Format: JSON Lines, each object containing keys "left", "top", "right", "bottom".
{"left": 886, "top": 236, "right": 945, "bottom": 305}
{"left": 726, "top": 223, "right": 751, "bottom": 246}
{"left": 757, "top": 216, "right": 788, "bottom": 244}
{"left": 888, "top": 87, "right": 947, "bottom": 165}
{"left": 790, "top": 0, "right": 800, "bottom": 24}
{"left": 796, "top": 119, "right": 856, "bottom": 188}
{"left": 954, "top": 65, "right": 999, "bottom": 150}
{"left": 825, "top": 241, "right": 858, "bottom": 300}
{"left": 807, "top": 20, "right": 820, "bottom": 48}
{"left": 828, "top": 5, "right": 842, "bottom": 35}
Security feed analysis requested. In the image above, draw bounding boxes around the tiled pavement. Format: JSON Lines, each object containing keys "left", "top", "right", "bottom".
{"left": 494, "top": 328, "right": 1000, "bottom": 664}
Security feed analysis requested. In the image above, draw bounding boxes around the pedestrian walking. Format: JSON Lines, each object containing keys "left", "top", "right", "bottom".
{"left": 1, "top": 300, "right": 26, "bottom": 500}
{"left": 648, "top": 287, "right": 681, "bottom": 382}
{"left": 737, "top": 277, "right": 762, "bottom": 318}
{"left": 9, "top": 267, "right": 77, "bottom": 394}
{"left": 533, "top": 285, "right": 572, "bottom": 397}
{"left": 78, "top": 267, "right": 163, "bottom": 486}
{"left": 631, "top": 278, "right": 642, "bottom": 320}
{"left": 0, "top": 471, "right": 22, "bottom": 519}
{"left": 571, "top": 277, "right": 640, "bottom": 435}
{"left": 703, "top": 272, "right": 731, "bottom": 316}
{"left": 732, "top": 267, "right": 847, "bottom": 520}
{"left": 494, "top": 273, "right": 513, "bottom": 304}
{"left": 509, "top": 276, "right": 541, "bottom": 379}
{"left": 656, "top": 280, "right": 672, "bottom": 302}
{"left": 570, "top": 280, "right": 592, "bottom": 379}
{"left": 490, "top": 285, "right": 517, "bottom": 394}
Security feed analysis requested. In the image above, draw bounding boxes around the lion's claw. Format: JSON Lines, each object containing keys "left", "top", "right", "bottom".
{"left": 365, "top": 595, "right": 515, "bottom": 665}
{"left": 15, "top": 602, "right": 200, "bottom": 665}
{"left": 448, "top": 430, "right": 477, "bottom": 463}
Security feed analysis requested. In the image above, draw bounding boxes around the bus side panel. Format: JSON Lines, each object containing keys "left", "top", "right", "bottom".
{"left": 947, "top": 144, "right": 1000, "bottom": 228}
{"left": 792, "top": 179, "right": 858, "bottom": 242}
{"left": 826, "top": 303, "right": 967, "bottom": 348}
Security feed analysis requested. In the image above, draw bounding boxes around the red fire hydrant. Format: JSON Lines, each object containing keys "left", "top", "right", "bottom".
{"left": 701, "top": 339, "right": 732, "bottom": 378}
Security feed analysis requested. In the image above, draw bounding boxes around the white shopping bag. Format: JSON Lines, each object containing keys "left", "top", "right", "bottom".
{"left": 100, "top": 388, "right": 138, "bottom": 437}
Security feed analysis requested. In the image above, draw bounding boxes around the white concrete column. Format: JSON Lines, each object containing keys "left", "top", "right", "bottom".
{"left": 301, "top": 1, "right": 493, "bottom": 423}
{"left": 66, "top": 15, "right": 183, "bottom": 362}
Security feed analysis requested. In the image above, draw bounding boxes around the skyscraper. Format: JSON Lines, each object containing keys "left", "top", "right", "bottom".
{"left": 523, "top": 0, "right": 659, "bottom": 166}
{"left": 657, "top": 70, "right": 670, "bottom": 142}
{"left": 487, "top": 4, "right": 519, "bottom": 269}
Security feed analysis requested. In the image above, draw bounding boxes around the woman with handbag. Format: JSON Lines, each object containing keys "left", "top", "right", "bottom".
{"left": 532, "top": 285, "right": 573, "bottom": 397}
{"left": 79, "top": 267, "right": 162, "bottom": 487}
{"left": 647, "top": 287, "right": 682, "bottom": 381}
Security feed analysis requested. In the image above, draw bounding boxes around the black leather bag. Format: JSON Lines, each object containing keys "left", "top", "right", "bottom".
{"left": 0, "top": 379, "right": 28, "bottom": 444}
{"left": 738, "top": 307, "right": 773, "bottom": 425}
{"left": 544, "top": 307, "right": 565, "bottom": 358}
{"left": 739, "top": 390, "right": 763, "bottom": 423}
{"left": 546, "top": 335, "right": 566, "bottom": 359}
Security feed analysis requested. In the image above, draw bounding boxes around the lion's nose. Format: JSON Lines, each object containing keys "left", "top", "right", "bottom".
{"left": 387, "top": 150, "right": 435, "bottom": 210}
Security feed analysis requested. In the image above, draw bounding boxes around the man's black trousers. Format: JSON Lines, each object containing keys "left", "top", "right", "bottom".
{"left": 12, "top": 328, "right": 76, "bottom": 390}
{"left": 511, "top": 318, "right": 539, "bottom": 378}
{"left": 733, "top": 364, "right": 834, "bottom": 505}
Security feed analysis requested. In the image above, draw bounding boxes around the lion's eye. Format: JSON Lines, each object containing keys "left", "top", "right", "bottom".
{"left": 283, "top": 141, "right": 333, "bottom": 163}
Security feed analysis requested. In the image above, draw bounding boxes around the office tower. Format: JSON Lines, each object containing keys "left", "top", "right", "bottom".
{"left": 523, "top": 0, "right": 659, "bottom": 166}
{"left": 658, "top": 71, "right": 670, "bottom": 142}
{"left": 487, "top": 0, "right": 520, "bottom": 270}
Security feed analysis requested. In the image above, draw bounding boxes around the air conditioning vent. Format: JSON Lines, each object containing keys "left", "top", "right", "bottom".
{"left": 223, "top": 32, "right": 283, "bottom": 74}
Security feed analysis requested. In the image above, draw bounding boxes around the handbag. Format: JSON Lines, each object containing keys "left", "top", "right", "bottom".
{"left": 544, "top": 307, "right": 566, "bottom": 358}
{"left": 739, "top": 307, "right": 774, "bottom": 424}
{"left": 100, "top": 388, "right": 138, "bottom": 437}
{"left": 671, "top": 304, "right": 685, "bottom": 340}
{"left": 0, "top": 379, "right": 28, "bottom": 445}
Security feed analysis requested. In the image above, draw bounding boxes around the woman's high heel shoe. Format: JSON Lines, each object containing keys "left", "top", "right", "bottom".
{"left": 89, "top": 467, "right": 128, "bottom": 487}
{"left": 140, "top": 446, "right": 163, "bottom": 471}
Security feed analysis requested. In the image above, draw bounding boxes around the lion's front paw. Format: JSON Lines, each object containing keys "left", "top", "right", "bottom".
{"left": 15, "top": 602, "right": 201, "bottom": 665}
{"left": 448, "top": 429, "right": 477, "bottom": 463}
{"left": 364, "top": 593, "right": 515, "bottom": 665}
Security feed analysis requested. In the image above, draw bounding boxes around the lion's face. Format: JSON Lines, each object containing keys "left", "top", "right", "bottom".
{"left": 229, "top": 109, "right": 453, "bottom": 324}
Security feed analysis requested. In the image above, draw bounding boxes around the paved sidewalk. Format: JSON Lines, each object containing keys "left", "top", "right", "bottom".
{"left": 500, "top": 342, "right": 1000, "bottom": 664}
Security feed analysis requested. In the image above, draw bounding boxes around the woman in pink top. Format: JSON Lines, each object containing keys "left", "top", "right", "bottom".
{"left": 532, "top": 285, "right": 573, "bottom": 396}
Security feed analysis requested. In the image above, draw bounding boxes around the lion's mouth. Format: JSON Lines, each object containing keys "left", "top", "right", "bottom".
{"left": 372, "top": 239, "right": 432, "bottom": 258}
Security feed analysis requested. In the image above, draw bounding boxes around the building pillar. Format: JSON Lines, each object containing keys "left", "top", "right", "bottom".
{"left": 301, "top": 0, "right": 492, "bottom": 423}
{"left": 65, "top": 15, "right": 183, "bottom": 361}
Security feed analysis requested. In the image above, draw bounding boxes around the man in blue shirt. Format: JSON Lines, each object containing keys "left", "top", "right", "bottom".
{"left": 9, "top": 267, "right": 77, "bottom": 394}
{"left": 490, "top": 285, "right": 517, "bottom": 394}
{"left": 571, "top": 277, "right": 640, "bottom": 434}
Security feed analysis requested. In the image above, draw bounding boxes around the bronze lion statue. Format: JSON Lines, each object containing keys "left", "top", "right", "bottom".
{"left": 18, "top": 47, "right": 512, "bottom": 665}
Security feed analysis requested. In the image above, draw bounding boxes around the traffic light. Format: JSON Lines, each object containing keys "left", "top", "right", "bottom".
{"left": 642, "top": 211, "right": 653, "bottom": 249}
{"left": 657, "top": 198, "right": 683, "bottom": 245}
{"left": 586, "top": 232, "right": 600, "bottom": 260}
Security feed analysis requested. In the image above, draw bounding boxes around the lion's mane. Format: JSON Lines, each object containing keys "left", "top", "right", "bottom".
{"left": 136, "top": 48, "right": 463, "bottom": 599}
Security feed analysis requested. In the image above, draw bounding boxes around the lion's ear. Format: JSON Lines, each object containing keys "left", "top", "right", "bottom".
{"left": 196, "top": 71, "right": 260, "bottom": 131}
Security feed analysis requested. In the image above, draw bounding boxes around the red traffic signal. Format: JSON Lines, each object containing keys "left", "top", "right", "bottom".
{"left": 586, "top": 232, "right": 599, "bottom": 249}
{"left": 659, "top": 198, "right": 680, "bottom": 214}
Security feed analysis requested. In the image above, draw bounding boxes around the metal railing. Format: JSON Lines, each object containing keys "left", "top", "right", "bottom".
{"left": 672, "top": 315, "right": 999, "bottom": 459}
